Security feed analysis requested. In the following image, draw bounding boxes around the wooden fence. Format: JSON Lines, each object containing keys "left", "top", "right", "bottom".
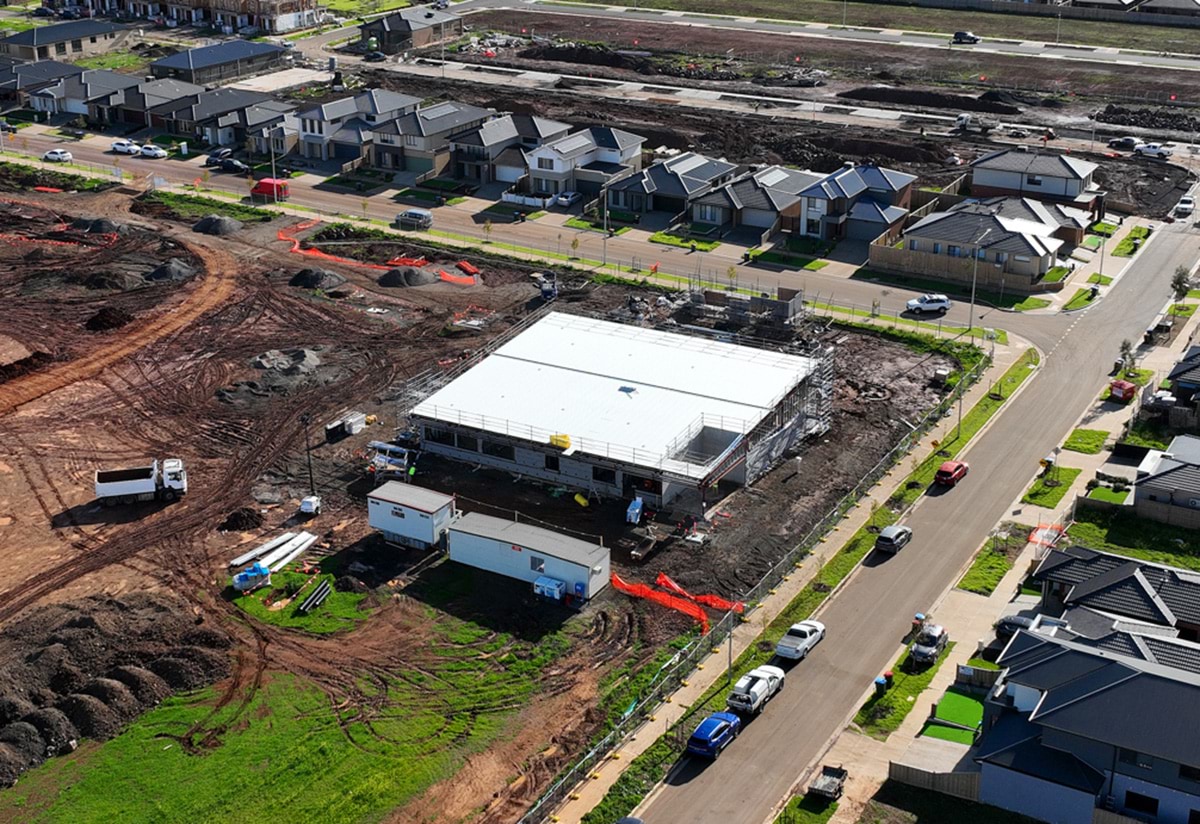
{"left": 888, "top": 762, "right": 981, "bottom": 801}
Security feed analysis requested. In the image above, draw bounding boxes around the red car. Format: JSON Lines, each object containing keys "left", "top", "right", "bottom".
{"left": 935, "top": 460, "right": 969, "bottom": 487}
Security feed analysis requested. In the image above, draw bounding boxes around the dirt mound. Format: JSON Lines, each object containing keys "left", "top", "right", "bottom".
{"left": 172, "top": 646, "right": 231, "bottom": 680}
{"left": 192, "top": 214, "right": 244, "bottom": 236}
{"left": 1097, "top": 103, "right": 1200, "bottom": 133}
{"left": 0, "top": 743, "right": 30, "bottom": 788}
{"left": 219, "top": 507, "right": 263, "bottom": 531}
{"left": 379, "top": 267, "right": 436, "bottom": 287}
{"left": 79, "top": 678, "right": 141, "bottom": 720}
{"left": 0, "top": 695, "right": 33, "bottom": 726}
{"left": 21, "top": 707, "right": 77, "bottom": 756}
{"left": 71, "top": 217, "right": 124, "bottom": 234}
{"left": 521, "top": 44, "right": 650, "bottom": 73}
{"left": 0, "top": 721, "right": 45, "bottom": 767}
{"left": 252, "top": 348, "right": 321, "bottom": 375}
{"left": 289, "top": 268, "right": 346, "bottom": 290}
{"left": 84, "top": 306, "right": 134, "bottom": 332}
{"left": 837, "top": 87, "right": 1019, "bottom": 115}
{"left": 56, "top": 693, "right": 120, "bottom": 740}
{"left": 84, "top": 271, "right": 144, "bottom": 291}
{"left": 180, "top": 627, "right": 232, "bottom": 649}
{"left": 107, "top": 666, "right": 170, "bottom": 707}
{"left": 145, "top": 257, "right": 195, "bottom": 282}
{"left": 148, "top": 656, "right": 205, "bottom": 690}
{"left": 335, "top": 575, "right": 368, "bottom": 593}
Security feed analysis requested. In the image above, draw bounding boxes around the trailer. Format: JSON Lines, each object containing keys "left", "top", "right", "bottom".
{"left": 954, "top": 113, "right": 998, "bottom": 135}
{"left": 808, "top": 765, "right": 847, "bottom": 800}
{"left": 367, "top": 481, "right": 456, "bottom": 549}
{"left": 94, "top": 458, "right": 187, "bottom": 505}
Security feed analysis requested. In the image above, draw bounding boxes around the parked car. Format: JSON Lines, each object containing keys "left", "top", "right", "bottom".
{"left": 726, "top": 665, "right": 785, "bottom": 715}
{"left": 952, "top": 31, "right": 981, "bottom": 44}
{"left": 60, "top": 7, "right": 82, "bottom": 18}
{"left": 556, "top": 191, "right": 582, "bottom": 207}
{"left": 1008, "top": 128, "right": 1028, "bottom": 138}
{"left": 140, "top": 144, "right": 168, "bottom": 159}
{"left": 32, "top": 6, "right": 55, "bottom": 16}
{"left": 364, "top": 51, "right": 387, "bottom": 62}
{"left": 220, "top": 158, "right": 251, "bottom": 174}
{"left": 774, "top": 620, "right": 826, "bottom": 661}
{"left": 42, "top": 149, "right": 72, "bottom": 163}
{"left": 910, "top": 624, "right": 949, "bottom": 666}
{"left": 1176, "top": 196, "right": 1195, "bottom": 217}
{"left": 906, "top": 293, "right": 951, "bottom": 314}
{"left": 875, "top": 524, "right": 912, "bottom": 554}
{"left": 0, "top": 121, "right": 15, "bottom": 134}
{"left": 934, "top": 460, "right": 969, "bottom": 487}
{"left": 686, "top": 711, "right": 741, "bottom": 759}
{"left": 1135, "top": 142, "right": 1173, "bottom": 159}
{"left": 111, "top": 139, "right": 141, "bottom": 155}
{"left": 205, "top": 148, "right": 233, "bottom": 165}
{"left": 994, "top": 614, "right": 1035, "bottom": 640}
{"left": 1108, "top": 136, "right": 1139, "bottom": 151}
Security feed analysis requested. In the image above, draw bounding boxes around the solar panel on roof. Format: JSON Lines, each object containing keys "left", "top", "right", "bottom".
{"left": 419, "top": 102, "right": 457, "bottom": 120}
{"left": 669, "top": 154, "right": 707, "bottom": 175}
{"left": 757, "top": 168, "right": 788, "bottom": 187}
{"left": 554, "top": 134, "right": 591, "bottom": 154}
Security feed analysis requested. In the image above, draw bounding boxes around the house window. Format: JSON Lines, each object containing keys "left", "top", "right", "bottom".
{"left": 537, "top": 157, "right": 554, "bottom": 171}
{"left": 908, "top": 239, "right": 918, "bottom": 251}
{"left": 71, "top": 39, "right": 82, "bottom": 52}
{"left": 425, "top": 427, "right": 454, "bottom": 446}
{"left": 1180, "top": 764, "right": 1200, "bottom": 783}
{"left": 697, "top": 204, "right": 719, "bottom": 223}
{"left": 90, "top": 36, "right": 97, "bottom": 43}
{"left": 996, "top": 252, "right": 1008, "bottom": 263}
{"left": 933, "top": 243, "right": 942, "bottom": 255}
{"left": 55, "top": 42, "right": 67, "bottom": 55}
{"left": 545, "top": 455, "right": 560, "bottom": 472}
{"left": 1124, "top": 791, "right": 1159, "bottom": 817}
{"left": 1189, "top": 810, "right": 1200, "bottom": 824}
{"left": 404, "top": 135, "right": 418, "bottom": 146}
{"left": 481, "top": 440, "right": 515, "bottom": 461}
{"left": 455, "top": 433, "right": 478, "bottom": 452}
{"left": 530, "top": 555, "right": 545, "bottom": 573}
{"left": 805, "top": 218, "right": 820, "bottom": 235}
{"left": 1026, "top": 175, "right": 1043, "bottom": 186}
{"left": 948, "top": 245, "right": 960, "bottom": 257}
{"left": 592, "top": 466, "right": 617, "bottom": 485}
{"left": 976, "top": 248, "right": 986, "bottom": 260}
{"left": 1119, "top": 748, "right": 1153, "bottom": 769}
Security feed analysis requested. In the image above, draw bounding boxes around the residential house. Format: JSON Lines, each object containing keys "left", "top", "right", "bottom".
{"left": 605, "top": 152, "right": 738, "bottom": 216}
{"left": 88, "top": 77, "right": 204, "bottom": 127}
{"left": 523, "top": 126, "right": 645, "bottom": 197}
{"left": 971, "top": 195, "right": 1092, "bottom": 245}
{"left": 970, "top": 147, "right": 1102, "bottom": 208}
{"left": 148, "top": 87, "right": 271, "bottom": 143}
{"left": 1073, "top": 0, "right": 1142, "bottom": 9}
{"left": 975, "top": 629, "right": 1200, "bottom": 824}
{"left": 150, "top": 41, "right": 287, "bottom": 85}
{"left": 358, "top": 7, "right": 462, "bottom": 55}
{"left": 1132, "top": 435, "right": 1200, "bottom": 527}
{"left": 449, "top": 113, "right": 571, "bottom": 183}
{"left": 210, "top": 0, "right": 321, "bottom": 33}
{"left": 0, "top": 20, "right": 127, "bottom": 61}
{"left": 1167, "top": 345, "right": 1200, "bottom": 402}
{"left": 0, "top": 60, "right": 82, "bottom": 106}
{"left": 247, "top": 112, "right": 298, "bottom": 158}
{"left": 29, "top": 68, "right": 140, "bottom": 117}
{"left": 789, "top": 162, "right": 916, "bottom": 242}
{"left": 297, "top": 89, "right": 420, "bottom": 161}
{"left": 1139, "top": 0, "right": 1200, "bottom": 14}
{"left": 210, "top": 98, "right": 294, "bottom": 147}
{"left": 371, "top": 100, "right": 493, "bottom": 174}
{"left": 691, "top": 165, "right": 823, "bottom": 232}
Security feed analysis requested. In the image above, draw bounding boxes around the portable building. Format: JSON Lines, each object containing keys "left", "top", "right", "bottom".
{"left": 448, "top": 512, "right": 610, "bottom": 602}
{"left": 367, "top": 481, "right": 456, "bottom": 548}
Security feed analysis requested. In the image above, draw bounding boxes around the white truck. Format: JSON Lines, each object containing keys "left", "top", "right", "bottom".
{"left": 954, "top": 113, "right": 998, "bottom": 135}
{"left": 94, "top": 459, "right": 188, "bottom": 505}
{"left": 726, "top": 665, "right": 785, "bottom": 715}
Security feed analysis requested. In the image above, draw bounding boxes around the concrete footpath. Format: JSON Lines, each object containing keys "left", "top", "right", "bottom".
{"left": 552, "top": 334, "right": 1033, "bottom": 824}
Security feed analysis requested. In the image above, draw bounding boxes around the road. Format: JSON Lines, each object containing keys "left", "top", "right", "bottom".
{"left": 636, "top": 220, "right": 1196, "bottom": 823}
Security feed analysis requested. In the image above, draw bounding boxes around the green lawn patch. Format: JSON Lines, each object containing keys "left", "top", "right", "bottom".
{"left": 0, "top": 160, "right": 111, "bottom": 191}
{"left": 75, "top": 51, "right": 150, "bottom": 71}
{"left": 1089, "top": 221, "right": 1117, "bottom": 237}
{"left": 957, "top": 544, "right": 1013, "bottom": 596}
{"left": 565, "top": 215, "right": 631, "bottom": 234}
{"left": 1121, "top": 368, "right": 1154, "bottom": 387}
{"left": 1042, "top": 265, "right": 1070, "bottom": 284}
{"left": 751, "top": 248, "right": 828, "bottom": 269}
{"left": 1121, "top": 419, "right": 1170, "bottom": 450}
{"left": 232, "top": 566, "right": 370, "bottom": 634}
{"left": 395, "top": 187, "right": 442, "bottom": 202}
{"left": 648, "top": 230, "right": 720, "bottom": 251}
{"left": 1063, "top": 428, "right": 1108, "bottom": 454}
{"left": 1068, "top": 506, "right": 1200, "bottom": 571}
{"left": 934, "top": 687, "right": 983, "bottom": 728}
{"left": 1010, "top": 296, "right": 1051, "bottom": 312}
{"left": 967, "top": 656, "right": 1000, "bottom": 671}
{"left": 1063, "top": 288, "right": 1097, "bottom": 311}
{"left": 854, "top": 643, "right": 955, "bottom": 739}
{"left": 1081, "top": 235, "right": 1103, "bottom": 251}
{"left": 1088, "top": 272, "right": 1113, "bottom": 285}
{"left": 138, "top": 191, "right": 273, "bottom": 222}
{"left": 1189, "top": 288, "right": 1200, "bottom": 299}
{"left": 1021, "top": 468, "right": 1082, "bottom": 509}
{"left": 920, "top": 723, "right": 974, "bottom": 744}
{"left": 775, "top": 794, "right": 838, "bottom": 824}
{"left": 1113, "top": 226, "right": 1150, "bottom": 257}
{"left": 1088, "top": 486, "right": 1129, "bottom": 504}
{"left": 1170, "top": 303, "right": 1197, "bottom": 318}
{"left": 419, "top": 177, "right": 461, "bottom": 191}
{"left": 251, "top": 162, "right": 303, "bottom": 178}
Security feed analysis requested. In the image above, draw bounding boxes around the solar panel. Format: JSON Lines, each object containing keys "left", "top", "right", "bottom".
{"left": 554, "top": 134, "right": 591, "bottom": 154}
{"left": 419, "top": 101, "right": 457, "bottom": 120}
{"left": 757, "top": 168, "right": 788, "bottom": 188}
{"left": 669, "top": 154, "right": 707, "bottom": 175}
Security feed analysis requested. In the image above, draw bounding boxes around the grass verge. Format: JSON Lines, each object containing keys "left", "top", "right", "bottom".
{"left": 1010, "top": 296, "right": 1051, "bottom": 312}
{"left": 566, "top": 215, "right": 632, "bottom": 234}
{"left": 859, "top": 780, "right": 1044, "bottom": 824}
{"left": 1063, "top": 428, "right": 1108, "bottom": 454}
{"left": 956, "top": 544, "right": 1013, "bottom": 596}
{"left": 1088, "top": 272, "right": 1113, "bottom": 285}
{"left": 1087, "top": 486, "right": 1129, "bottom": 504}
{"left": 750, "top": 248, "right": 829, "bottom": 269}
{"left": 648, "top": 230, "right": 720, "bottom": 251}
{"left": 1068, "top": 506, "right": 1200, "bottom": 570}
{"left": 75, "top": 51, "right": 150, "bottom": 71}
{"left": 1170, "top": 303, "right": 1197, "bottom": 318}
{"left": 1042, "top": 265, "right": 1070, "bottom": 284}
{"left": 1121, "top": 368, "right": 1154, "bottom": 387}
{"left": 854, "top": 643, "right": 955, "bottom": 739}
{"left": 139, "top": 190, "right": 273, "bottom": 222}
{"left": 1113, "top": 226, "right": 1150, "bottom": 257}
{"left": 1021, "top": 468, "right": 1082, "bottom": 509}
{"left": 775, "top": 795, "right": 838, "bottom": 824}
{"left": 1063, "top": 288, "right": 1097, "bottom": 311}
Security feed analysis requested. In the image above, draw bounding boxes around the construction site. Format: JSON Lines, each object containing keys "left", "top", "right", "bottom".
{"left": 0, "top": 162, "right": 975, "bottom": 821}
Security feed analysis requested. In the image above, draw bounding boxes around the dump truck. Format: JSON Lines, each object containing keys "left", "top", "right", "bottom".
{"left": 94, "top": 458, "right": 187, "bottom": 505}
{"left": 954, "top": 113, "right": 998, "bottom": 135}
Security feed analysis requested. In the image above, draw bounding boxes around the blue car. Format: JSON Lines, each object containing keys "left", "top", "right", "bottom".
{"left": 686, "top": 711, "right": 741, "bottom": 759}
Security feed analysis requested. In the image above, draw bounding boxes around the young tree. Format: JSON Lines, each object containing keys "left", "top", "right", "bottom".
{"left": 483, "top": 218, "right": 493, "bottom": 243}
{"left": 1120, "top": 338, "right": 1136, "bottom": 374}
{"left": 726, "top": 264, "right": 738, "bottom": 289}
{"left": 1172, "top": 265, "right": 1192, "bottom": 302}
{"left": 569, "top": 236, "right": 580, "bottom": 258}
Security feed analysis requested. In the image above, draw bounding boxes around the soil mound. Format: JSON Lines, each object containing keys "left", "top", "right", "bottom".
{"left": 192, "top": 214, "right": 244, "bottom": 236}
{"left": 289, "top": 267, "right": 345, "bottom": 290}
{"left": 838, "top": 86, "right": 1019, "bottom": 115}
{"left": 148, "top": 656, "right": 205, "bottom": 691}
{"left": 107, "top": 666, "right": 170, "bottom": 707}
{"left": 0, "top": 722, "right": 45, "bottom": 767}
{"left": 0, "top": 695, "right": 34, "bottom": 726}
{"left": 145, "top": 257, "right": 195, "bottom": 283}
{"left": 85, "top": 306, "right": 134, "bottom": 332}
{"left": 79, "top": 678, "right": 140, "bottom": 720}
{"left": 219, "top": 507, "right": 263, "bottom": 531}
{"left": 56, "top": 693, "right": 120, "bottom": 740}
{"left": 21, "top": 708, "right": 77, "bottom": 756}
{"left": 252, "top": 348, "right": 320, "bottom": 375}
{"left": 0, "top": 743, "right": 29, "bottom": 788}
{"left": 335, "top": 575, "right": 368, "bottom": 593}
{"left": 1097, "top": 103, "right": 1200, "bottom": 133}
{"left": 379, "top": 266, "right": 435, "bottom": 287}
{"left": 84, "top": 271, "right": 144, "bottom": 291}
{"left": 71, "top": 217, "right": 124, "bottom": 234}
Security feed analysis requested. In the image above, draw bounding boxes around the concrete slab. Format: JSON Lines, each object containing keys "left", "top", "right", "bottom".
{"left": 903, "top": 736, "right": 975, "bottom": 772}
{"left": 229, "top": 68, "right": 332, "bottom": 92}
{"left": 676, "top": 89, "right": 722, "bottom": 100}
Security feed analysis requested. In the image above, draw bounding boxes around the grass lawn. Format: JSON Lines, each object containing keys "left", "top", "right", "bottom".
{"left": 1063, "top": 428, "right": 1108, "bottom": 454}
{"left": 251, "top": 162, "right": 303, "bottom": 179}
{"left": 775, "top": 795, "right": 838, "bottom": 824}
{"left": 1121, "top": 368, "right": 1154, "bottom": 387}
{"left": 957, "top": 545, "right": 1013, "bottom": 596}
{"left": 1080, "top": 236, "right": 1104, "bottom": 251}
{"left": 858, "top": 780, "right": 1044, "bottom": 824}
{"left": 751, "top": 249, "right": 829, "bottom": 269}
{"left": 75, "top": 51, "right": 150, "bottom": 72}
{"left": 1068, "top": 507, "right": 1200, "bottom": 571}
{"left": 1088, "top": 486, "right": 1129, "bottom": 504}
{"left": 1089, "top": 221, "right": 1117, "bottom": 237}
{"left": 395, "top": 187, "right": 442, "bottom": 203}
{"left": 231, "top": 566, "right": 370, "bottom": 635}
{"left": 565, "top": 215, "right": 631, "bottom": 234}
{"left": 921, "top": 723, "right": 974, "bottom": 744}
{"left": 1121, "top": 418, "right": 1170, "bottom": 450}
{"left": 1042, "top": 265, "right": 1070, "bottom": 284}
{"left": 419, "top": 177, "right": 461, "bottom": 191}
{"left": 1113, "top": 226, "right": 1150, "bottom": 257}
{"left": 1189, "top": 289, "right": 1200, "bottom": 299}
{"left": 138, "top": 191, "right": 273, "bottom": 222}
{"left": 1088, "top": 272, "right": 1113, "bottom": 285}
{"left": 854, "top": 643, "right": 955, "bottom": 739}
{"left": 648, "top": 230, "right": 720, "bottom": 251}
{"left": 967, "top": 656, "right": 1000, "bottom": 671}
{"left": 1021, "top": 468, "right": 1082, "bottom": 509}
{"left": 1170, "top": 303, "right": 1197, "bottom": 318}
{"left": 1063, "top": 288, "right": 1097, "bottom": 311}
{"left": 1010, "top": 296, "right": 1051, "bottom": 312}
{"left": 935, "top": 687, "right": 983, "bottom": 727}
{"left": 323, "top": 0, "right": 409, "bottom": 12}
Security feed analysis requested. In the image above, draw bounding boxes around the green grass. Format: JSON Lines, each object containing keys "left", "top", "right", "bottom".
{"left": 1087, "top": 486, "right": 1129, "bottom": 504}
{"left": 1170, "top": 303, "right": 1197, "bottom": 318}
{"left": 1063, "top": 428, "right": 1108, "bottom": 454}
{"left": 854, "top": 643, "right": 955, "bottom": 739}
{"left": 1088, "top": 272, "right": 1113, "bottom": 285}
{"left": 860, "top": 780, "right": 1044, "bottom": 824}
{"left": 138, "top": 191, "right": 273, "bottom": 222}
{"left": 565, "top": 215, "right": 632, "bottom": 234}
{"left": 1021, "top": 468, "right": 1082, "bottom": 509}
{"left": 1189, "top": 289, "right": 1200, "bottom": 299}
{"left": 75, "top": 51, "right": 150, "bottom": 71}
{"left": 323, "top": 0, "right": 409, "bottom": 13}
{"left": 1010, "top": 296, "right": 1051, "bottom": 312}
{"left": 1113, "top": 226, "right": 1150, "bottom": 257}
{"left": 1121, "top": 419, "right": 1171, "bottom": 450}
{"left": 1089, "top": 221, "right": 1117, "bottom": 237}
{"left": 0, "top": 160, "right": 111, "bottom": 191}
{"left": 648, "top": 230, "right": 720, "bottom": 251}
{"left": 232, "top": 569, "right": 370, "bottom": 634}
{"left": 934, "top": 687, "right": 983, "bottom": 728}
{"left": 1063, "top": 288, "right": 1097, "bottom": 311}
{"left": 957, "top": 545, "right": 1013, "bottom": 596}
{"left": 920, "top": 723, "right": 974, "bottom": 744}
{"left": 1069, "top": 506, "right": 1200, "bottom": 570}
{"left": 419, "top": 177, "right": 460, "bottom": 191}
{"left": 750, "top": 248, "right": 829, "bottom": 269}
{"left": 1080, "top": 236, "right": 1104, "bottom": 251}
{"left": 0, "top": 18, "right": 36, "bottom": 32}
{"left": 395, "top": 187, "right": 442, "bottom": 202}
{"left": 775, "top": 795, "right": 838, "bottom": 824}
{"left": 1121, "top": 368, "right": 1154, "bottom": 387}
{"left": 251, "top": 162, "right": 303, "bottom": 179}
{"left": 1042, "top": 265, "right": 1070, "bottom": 284}
{"left": 967, "top": 656, "right": 1000, "bottom": 671}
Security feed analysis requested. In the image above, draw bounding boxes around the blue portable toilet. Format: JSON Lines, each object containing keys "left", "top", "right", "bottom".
{"left": 626, "top": 497, "right": 644, "bottom": 525}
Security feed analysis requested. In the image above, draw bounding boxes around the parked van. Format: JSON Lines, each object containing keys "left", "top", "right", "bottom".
{"left": 251, "top": 178, "right": 290, "bottom": 201}
{"left": 395, "top": 208, "right": 433, "bottom": 230}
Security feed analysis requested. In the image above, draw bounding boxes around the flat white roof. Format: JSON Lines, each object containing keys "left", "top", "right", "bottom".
{"left": 411, "top": 313, "right": 817, "bottom": 477}
{"left": 367, "top": 481, "right": 455, "bottom": 512}
{"left": 451, "top": 512, "right": 607, "bottom": 568}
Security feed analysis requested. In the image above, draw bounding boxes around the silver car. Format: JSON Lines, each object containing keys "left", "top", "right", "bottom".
{"left": 875, "top": 524, "right": 912, "bottom": 553}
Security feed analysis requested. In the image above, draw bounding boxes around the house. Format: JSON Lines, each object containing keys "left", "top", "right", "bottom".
{"left": 970, "top": 148, "right": 1102, "bottom": 208}
{"left": 0, "top": 20, "right": 127, "bottom": 62}
{"left": 1167, "top": 346, "right": 1200, "bottom": 402}
{"left": 1133, "top": 435, "right": 1200, "bottom": 526}
{"left": 691, "top": 165, "right": 823, "bottom": 231}
{"left": 29, "top": 69, "right": 140, "bottom": 117}
{"left": 1073, "top": 0, "right": 1142, "bottom": 9}
{"left": 970, "top": 195, "right": 1092, "bottom": 245}
{"left": 792, "top": 162, "right": 915, "bottom": 241}
{"left": 246, "top": 113, "right": 299, "bottom": 159}
{"left": 88, "top": 77, "right": 204, "bottom": 127}
{"left": 371, "top": 100, "right": 494, "bottom": 174}
{"left": 209, "top": 0, "right": 321, "bottom": 33}
{"left": 605, "top": 152, "right": 739, "bottom": 216}
{"left": 0, "top": 60, "right": 82, "bottom": 105}
{"left": 148, "top": 87, "right": 271, "bottom": 143}
{"left": 359, "top": 7, "right": 462, "bottom": 55}
{"left": 209, "top": 98, "right": 294, "bottom": 147}
{"left": 297, "top": 89, "right": 420, "bottom": 161}
{"left": 975, "top": 629, "right": 1200, "bottom": 824}
{"left": 449, "top": 113, "right": 571, "bottom": 183}
{"left": 523, "top": 126, "right": 645, "bottom": 197}
{"left": 150, "top": 41, "right": 287, "bottom": 85}
{"left": 1139, "top": 0, "right": 1200, "bottom": 14}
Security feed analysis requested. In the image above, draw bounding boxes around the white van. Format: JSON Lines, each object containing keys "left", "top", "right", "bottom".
{"left": 395, "top": 208, "right": 433, "bottom": 230}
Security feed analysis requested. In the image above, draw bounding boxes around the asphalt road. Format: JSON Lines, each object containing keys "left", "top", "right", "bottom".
{"left": 636, "top": 221, "right": 1196, "bottom": 824}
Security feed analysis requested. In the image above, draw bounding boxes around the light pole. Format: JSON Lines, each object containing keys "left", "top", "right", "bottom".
{"left": 842, "top": 0, "right": 848, "bottom": 27}
{"left": 1056, "top": 13, "right": 1062, "bottom": 46}
{"left": 968, "top": 226, "right": 993, "bottom": 332}
{"left": 268, "top": 125, "right": 278, "bottom": 203}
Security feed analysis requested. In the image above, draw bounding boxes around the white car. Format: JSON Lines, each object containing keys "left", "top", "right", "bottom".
{"left": 1135, "top": 142, "right": 1173, "bottom": 159}
{"left": 42, "top": 149, "right": 72, "bottom": 163}
{"left": 110, "top": 139, "right": 141, "bottom": 155}
{"left": 1176, "top": 196, "right": 1195, "bottom": 217}
{"left": 774, "top": 620, "right": 826, "bottom": 660}
{"left": 906, "top": 293, "right": 952, "bottom": 314}
{"left": 556, "top": 191, "right": 582, "bottom": 207}
{"left": 140, "top": 144, "right": 168, "bottom": 159}
{"left": 726, "top": 665, "right": 785, "bottom": 715}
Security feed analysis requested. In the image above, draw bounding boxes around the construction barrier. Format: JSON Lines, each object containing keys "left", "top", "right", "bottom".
{"left": 611, "top": 573, "right": 709, "bottom": 634}
{"left": 276, "top": 218, "right": 393, "bottom": 271}
{"left": 655, "top": 572, "right": 744, "bottom": 613}
{"left": 456, "top": 260, "right": 480, "bottom": 275}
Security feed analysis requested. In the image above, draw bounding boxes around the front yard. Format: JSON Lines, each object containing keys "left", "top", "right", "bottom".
{"left": 1020, "top": 467, "right": 1082, "bottom": 509}
{"left": 1112, "top": 226, "right": 1150, "bottom": 257}
{"left": 853, "top": 643, "right": 956, "bottom": 740}
{"left": 1068, "top": 506, "right": 1200, "bottom": 570}
{"left": 648, "top": 230, "right": 720, "bottom": 251}
{"left": 1062, "top": 428, "right": 1108, "bottom": 454}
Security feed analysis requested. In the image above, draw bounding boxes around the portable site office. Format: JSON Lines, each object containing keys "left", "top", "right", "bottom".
{"left": 367, "top": 481, "right": 456, "bottom": 549}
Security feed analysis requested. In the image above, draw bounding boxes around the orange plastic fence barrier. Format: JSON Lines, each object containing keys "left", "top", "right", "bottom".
{"left": 456, "top": 260, "right": 480, "bottom": 275}
{"left": 386, "top": 255, "right": 427, "bottom": 267}
{"left": 32, "top": 186, "right": 63, "bottom": 193}
{"left": 655, "top": 572, "right": 745, "bottom": 613}
{"left": 276, "top": 218, "right": 397, "bottom": 271}
{"left": 438, "top": 269, "right": 476, "bottom": 285}
{"left": 611, "top": 573, "right": 709, "bottom": 634}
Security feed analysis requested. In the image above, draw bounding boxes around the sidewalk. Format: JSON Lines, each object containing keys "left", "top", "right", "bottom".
{"left": 1050, "top": 217, "right": 1152, "bottom": 311}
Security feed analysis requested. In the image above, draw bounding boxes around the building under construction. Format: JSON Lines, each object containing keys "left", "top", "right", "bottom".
{"left": 406, "top": 311, "right": 833, "bottom": 510}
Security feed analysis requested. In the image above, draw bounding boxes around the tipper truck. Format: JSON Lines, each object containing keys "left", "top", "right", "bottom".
{"left": 94, "top": 459, "right": 187, "bottom": 505}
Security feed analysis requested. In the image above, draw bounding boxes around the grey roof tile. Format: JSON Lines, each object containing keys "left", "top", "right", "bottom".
{"left": 1, "top": 19, "right": 122, "bottom": 47}
{"left": 971, "top": 148, "right": 1097, "bottom": 181}
{"left": 152, "top": 40, "right": 284, "bottom": 71}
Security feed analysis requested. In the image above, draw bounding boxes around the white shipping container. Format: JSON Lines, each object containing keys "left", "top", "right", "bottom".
{"left": 368, "top": 481, "right": 456, "bottom": 548}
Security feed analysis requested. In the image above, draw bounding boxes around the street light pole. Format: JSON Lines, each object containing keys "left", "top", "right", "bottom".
{"left": 602, "top": 187, "right": 610, "bottom": 266}
{"left": 269, "top": 125, "right": 278, "bottom": 204}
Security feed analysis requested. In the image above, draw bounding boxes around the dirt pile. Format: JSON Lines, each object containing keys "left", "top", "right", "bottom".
{"left": 145, "top": 257, "right": 196, "bottom": 283}
{"left": 71, "top": 217, "right": 124, "bottom": 234}
{"left": 520, "top": 43, "right": 651, "bottom": 73}
{"left": 838, "top": 86, "right": 1020, "bottom": 115}
{"left": 84, "top": 271, "right": 144, "bottom": 291}
{"left": 193, "top": 215, "right": 244, "bottom": 236}
{"left": 379, "top": 267, "right": 436, "bottom": 288}
{"left": 1097, "top": 103, "right": 1200, "bottom": 133}
{"left": 219, "top": 507, "right": 264, "bottom": 531}
{"left": 289, "top": 267, "right": 346, "bottom": 290}
{"left": 0, "top": 592, "right": 230, "bottom": 788}
{"left": 252, "top": 348, "right": 321, "bottom": 375}
{"left": 84, "top": 306, "right": 134, "bottom": 332}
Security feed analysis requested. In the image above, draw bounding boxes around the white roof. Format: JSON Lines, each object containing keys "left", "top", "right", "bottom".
{"left": 368, "top": 481, "right": 454, "bottom": 512}
{"left": 411, "top": 313, "right": 817, "bottom": 477}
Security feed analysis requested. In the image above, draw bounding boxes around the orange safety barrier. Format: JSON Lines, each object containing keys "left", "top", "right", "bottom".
{"left": 32, "top": 186, "right": 63, "bottom": 193}
{"left": 385, "top": 255, "right": 428, "bottom": 267}
{"left": 276, "top": 218, "right": 396, "bottom": 271}
{"left": 456, "top": 260, "right": 480, "bottom": 275}
{"left": 655, "top": 572, "right": 744, "bottom": 613}
{"left": 438, "top": 269, "right": 476, "bottom": 285}
{"left": 611, "top": 573, "right": 709, "bottom": 634}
